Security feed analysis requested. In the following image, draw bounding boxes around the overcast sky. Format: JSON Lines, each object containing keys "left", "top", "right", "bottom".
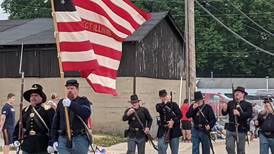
{"left": 0, "top": 0, "right": 9, "bottom": 20}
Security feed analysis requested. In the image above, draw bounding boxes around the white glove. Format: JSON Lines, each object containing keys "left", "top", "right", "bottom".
{"left": 63, "top": 98, "right": 71, "bottom": 107}
{"left": 53, "top": 142, "right": 58, "bottom": 152}
{"left": 13, "top": 141, "right": 20, "bottom": 147}
{"left": 47, "top": 146, "right": 55, "bottom": 153}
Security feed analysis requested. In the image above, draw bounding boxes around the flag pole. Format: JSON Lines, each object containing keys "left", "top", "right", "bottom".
{"left": 50, "top": 0, "right": 72, "bottom": 144}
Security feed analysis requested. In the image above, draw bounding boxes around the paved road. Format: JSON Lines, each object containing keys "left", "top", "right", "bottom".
{"left": 105, "top": 139, "right": 260, "bottom": 154}
{"left": 6, "top": 139, "right": 261, "bottom": 154}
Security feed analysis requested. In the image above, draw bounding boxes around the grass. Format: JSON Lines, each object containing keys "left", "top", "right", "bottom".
{"left": 92, "top": 131, "right": 127, "bottom": 147}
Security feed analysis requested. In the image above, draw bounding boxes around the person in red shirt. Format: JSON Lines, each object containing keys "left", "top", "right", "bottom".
{"left": 180, "top": 99, "right": 192, "bottom": 142}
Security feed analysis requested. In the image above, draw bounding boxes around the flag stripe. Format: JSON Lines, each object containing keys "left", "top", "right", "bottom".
{"left": 74, "top": 0, "right": 132, "bottom": 35}
{"left": 60, "top": 50, "right": 96, "bottom": 62}
{"left": 57, "top": 22, "right": 84, "bottom": 32}
{"left": 122, "top": 0, "right": 152, "bottom": 20}
{"left": 93, "top": 44, "right": 121, "bottom": 61}
{"left": 85, "top": 79, "right": 118, "bottom": 96}
{"left": 60, "top": 41, "right": 93, "bottom": 52}
{"left": 56, "top": 11, "right": 81, "bottom": 22}
{"left": 59, "top": 31, "right": 89, "bottom": 43}
{"left": 102, "top": 0, "right": 140, "bottom": 29}
{"left": 96, "top": 54, "right": 120, "bottom": 71}
{"left": 86, "top": 32, "right": 122, "bottom": 51}
{"left": 111, "top": 0, "right": 147, "bottom": 25}
{"left": 86, "top": 73, "right": 116, "bottom": 89}
{"left": 90, "top": 0, "right": 135, "bottom": 33}
{"left": 76, "top": 6, "right": 128, "bottom": 39}
{"left": 62, "top": 60, "right": 98, "bottom": 71}
{"left": 81, "top": 67, "right": 117, "bottom": 80}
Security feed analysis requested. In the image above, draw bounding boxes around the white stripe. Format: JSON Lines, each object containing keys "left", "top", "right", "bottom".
{"left": 61, "top": 50, "right": 96, "bottom": 62}
{"left": 86, "top": 31, "right": 122, "bottom": 51}
{"left": 89, "top": 0, "right": 135, "bottom": 33}
{"left": 55, "top": 11, "right": 81, "bottom": 22}
{"left": 111, "top": 0, "right": 146, "bottom": 25}
{"left": 87, "top": 73, "right": 116, "bottom": 89}
{"left": 75, "top": 6, "right": 128, "bottom": 39}
{"left": 96, "top": 54, "right": 120, "bottom": 70}
{"left": 59, "top": 31, "right": 88, "bottom": 42}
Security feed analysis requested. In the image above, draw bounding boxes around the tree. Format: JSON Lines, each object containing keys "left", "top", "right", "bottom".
{"left": 1, "top": 0, "right": 51, "bottom": 19}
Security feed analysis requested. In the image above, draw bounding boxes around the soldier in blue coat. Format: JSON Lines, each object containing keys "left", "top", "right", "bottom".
{"left": 13, "top": 84, "right": 55, "bottom": 154}
{"left": 50, "top": 79, "right": 91, "bottom": 154}
{"left": 156, "top": 89, "right": 182, "bottom": 154}
{"left": 187, "top": 91, "right": 216, "bottom": 154}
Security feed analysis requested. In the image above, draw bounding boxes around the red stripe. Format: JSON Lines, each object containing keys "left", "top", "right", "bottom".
{"left": 85, "top": 78, "right": 118, "bottom": 96}
{"left": 81, "top": 19, "right": 124, "bottom": 41}
{"left": 102, "top": 0, "right": 140, "bottom": 29}
{"left": 60, "top": 41, "right": 93, "bottom": 52}
{"left": 81, "top": 66, "right": 117, "bottom": 79}
{"left": 123, "top": 0, "right": 152, "bottom": 20}
{"left": 57, "top": 22, "right": 84, "bottom": 32}
{"left": 62, "top": 60, "right": 98, "bottom": 71}
{"left": 93, "top": 44, "right": 122, "bottom": 61}
{"left": 74, "top": 0, "right": 132, "bottom": 35}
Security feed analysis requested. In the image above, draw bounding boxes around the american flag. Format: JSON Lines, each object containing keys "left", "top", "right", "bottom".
{"left": 53, "top": 0, "right": 151, "bottom": 96}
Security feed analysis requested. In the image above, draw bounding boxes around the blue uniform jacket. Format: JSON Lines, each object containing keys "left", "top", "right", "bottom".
{"left": 50, "top": 96, "right": 91, "bottom": 142}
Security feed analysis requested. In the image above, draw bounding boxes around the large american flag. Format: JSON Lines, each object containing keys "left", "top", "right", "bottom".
{"left": 53, "top": 0, "right": 151, "bottom": 96}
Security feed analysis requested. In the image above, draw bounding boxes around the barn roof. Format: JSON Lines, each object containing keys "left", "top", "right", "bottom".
{"left": 0, "top": 12, "right": 184, "bottom": 45}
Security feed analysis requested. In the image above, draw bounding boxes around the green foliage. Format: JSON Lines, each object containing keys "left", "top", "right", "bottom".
{"left": 1, "top": 0, "right": 274, "bottom": 77}
{"left": 135, "top": 0, "right": 274, "bottom": 77}
{"left": 93, "top": 133, "right": 126, "bottom": 147}
{"left": 1, "top": 0, "right": 51, "bottom": 19}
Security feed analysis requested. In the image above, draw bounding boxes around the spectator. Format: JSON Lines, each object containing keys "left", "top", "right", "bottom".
{"left": 180, "top": 99, "right": 192, "bottom": 142}
{"left": 0, "top": 93, "right": 16, "bottom": 154}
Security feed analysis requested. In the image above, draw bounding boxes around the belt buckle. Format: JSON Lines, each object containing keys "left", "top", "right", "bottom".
{"left": 135, "top": 128, "right": 139, "bottom": 131}
{"left": 29, "top": 130, "right": 36, "bottom": 136}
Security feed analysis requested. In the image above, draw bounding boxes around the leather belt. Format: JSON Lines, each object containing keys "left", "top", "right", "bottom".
{"left": 129, "top": 127, "right": 142, "bottom": 132}
{"left": 58, "top": 129, "right": 86, "bottom": 136}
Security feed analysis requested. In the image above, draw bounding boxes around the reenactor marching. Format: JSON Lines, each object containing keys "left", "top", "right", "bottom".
{"left": 13, "top": 84, "right": 55, "bottom": 154}
{"left": 156, "top": 89, "right": 182, "bottom": 154}
{"left": 222, "top": 86, "right": 252, "bottom": 154}
{"left": 50, "top": 79, "right": 92, "bottom": 153}
{"left": 186, "top": 91, "right": 216, "bottom": 154}
{"left": 123, "top": 94, "right": 153, "bottom": 154}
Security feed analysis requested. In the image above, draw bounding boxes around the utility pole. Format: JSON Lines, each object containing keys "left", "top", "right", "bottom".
{"left": 185, "top": 0, "right": 196, "bottom": 100}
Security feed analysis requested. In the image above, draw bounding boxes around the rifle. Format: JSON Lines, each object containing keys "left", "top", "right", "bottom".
{"left": 232, "top": 84, "right": 239, "bottom": 144}
{"left": 17, "top": 43, "right": 24, "bottom": 154}
{"left": 197, "top": 105, "right": 215, "bottom": 154}
{"left": 133, "top": 109, "right": 158, "bottom": 151}
{"left": 164, "top": 92, "right": 176, "bottom": 143}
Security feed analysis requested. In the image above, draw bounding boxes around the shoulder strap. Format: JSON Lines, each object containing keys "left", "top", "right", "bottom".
{"left": 32, "top": 107, "right": 49, "bottom": 132}
{"left": 134, "top": 110, "right": 145, "bottom": 129}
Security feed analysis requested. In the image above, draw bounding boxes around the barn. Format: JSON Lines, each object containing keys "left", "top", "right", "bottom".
{"left": 0, "top": 12, "right": 185, "bottom": 133}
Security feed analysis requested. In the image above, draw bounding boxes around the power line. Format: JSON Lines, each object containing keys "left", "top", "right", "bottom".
{"left": 195, "top": 0, "right": 274, "bottom": 56}
{"left": 204, "top": 3, "right": 267, "bottom": 35}
{"left": 226, "top": 0, "right": 274, "bottom": 37}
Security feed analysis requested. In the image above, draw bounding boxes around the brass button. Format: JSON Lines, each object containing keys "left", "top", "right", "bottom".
{"left": 30, "top": 113, "right": 35, "bottom": 118}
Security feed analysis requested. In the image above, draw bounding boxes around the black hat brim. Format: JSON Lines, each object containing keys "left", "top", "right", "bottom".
{"left": 23, "top": 89, "right": 47, "bottom": 103}
{"left": 128, "top": 100, "right": 141, "bottom": 103}
{"left": 234, "top": 89, "right": 248, "bottom": 95}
